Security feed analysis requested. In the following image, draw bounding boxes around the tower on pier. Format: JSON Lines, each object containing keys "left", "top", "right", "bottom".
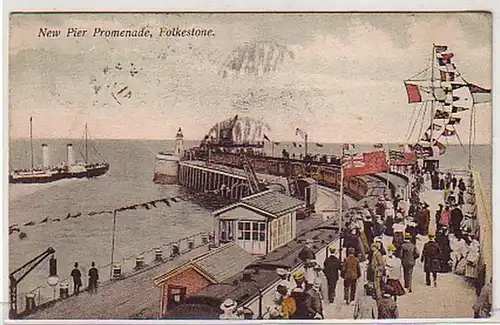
{"left": 174, "top": 127, "right": 184, "bottom": 157}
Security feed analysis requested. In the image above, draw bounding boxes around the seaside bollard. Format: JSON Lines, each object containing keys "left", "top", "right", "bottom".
{"left": 155, "top": 248, "right": 163, "bottom": 261}
{"left": 25, "top": 293, "right": 36, "bottom": 311}
{"left": 59, "top": 282, "right": 69, "bottom": 299}
{"left": 188, "top": 238, "right": 194, "bottom": 250}
{"left": 135, "top": 256, "right": 145, "bottom": 269}
{"left": 112, "top": 264, "right": 122, "bottom": 278}
{"left": 171, "top": 244, "right": 180, "bottom": 257}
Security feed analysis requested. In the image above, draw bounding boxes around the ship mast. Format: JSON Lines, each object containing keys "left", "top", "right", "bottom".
{"left": 430, "top": 44, "right": 435, "bottom": 147}
{"left": 84, "top": 123, "right": 88, "bottom": 163}
{"left": 30, "top": 117, "right": 34, "bottom": 172}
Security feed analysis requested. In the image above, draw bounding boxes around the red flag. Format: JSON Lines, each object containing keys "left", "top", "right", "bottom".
{"left": 343, "top": 151, "right": 388, "bottom": 177}
{"left": 404, "top": 83, "right": 422, "bottom": 103}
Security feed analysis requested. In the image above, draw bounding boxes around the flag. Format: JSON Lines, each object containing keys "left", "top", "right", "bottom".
{"left": 296, "top": 128, "right": 307, "bottom": 139}
{"left": 263, "top": 134, "right": 270, "bottom": 141}
{"left": 434, "top": 110, "right": 450, "bottom": 119}
{"left": 467, "top": 83, "right": 491, "bottom": 104}
{"left": 442, "top": 127, "right": 456, "bottom": 137}
{"left": 442, "top": 53, "right": 454, "bottom": 61}
{"left": 342, "top": 153, "right": 365, "bottom": 168}
{"left": 452, "top": 106, "right": 469, "bottom": 113}
{"left": 440, "top": 71, "right": 455, "bottom": 82}
{"left": 435, "top": 45, "right": 448, "bottom": 53}
{"left": 435, "top": 141, "right": 446, "bottom": 155}
{"left": 432, "top": 123, "right": 442, "bottom": 131}
{"left": 447, "top": 117, "right": 461, "bottom": 125}
{"left": 389, "top": 149, "right": 416, "bottom": 166}
{"left": 316, "top": 143, "right": 323, "bottom": 147}
{"left": 343, "top": 151, "right": 389, "bottom": 177}
{"left": 404, "top": 82, "right": 422, "bottom": 103}
{"left": 343, "top": 143, "right": 355, "bottom": 152}
{"left": 389, "top": 149, "right": 404, "bottom": 160}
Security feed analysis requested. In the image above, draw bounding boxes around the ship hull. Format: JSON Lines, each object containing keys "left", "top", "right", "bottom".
{"left": 9, "top": 165, "right": 109, "bottom": 184}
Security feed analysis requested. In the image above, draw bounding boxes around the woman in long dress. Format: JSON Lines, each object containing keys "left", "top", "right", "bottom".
{"left": 384, "top": 244, "right": 405, "bottom": 301}
{"left": 392, "top": 215, "right": 406, "bottom": 253}
{"left": 436, "top": 227, "right": 452, "bottom": 273}
{"left": 465, "top": 238, "right": 480, "bottom": 283}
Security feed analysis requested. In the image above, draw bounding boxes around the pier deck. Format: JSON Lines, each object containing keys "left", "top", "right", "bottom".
{"left": 23, "top": 245, "right": 211, "bottom": 319}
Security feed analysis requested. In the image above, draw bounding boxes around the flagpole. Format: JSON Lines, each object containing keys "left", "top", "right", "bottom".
{"left": 339, "top": 145, "right": 344, "bottom": 262}
{"left": 386, "top": 144, "right": 390, "bottom": 189}
{"left": 272, "top": 141, "right": 275, "bottom": 158}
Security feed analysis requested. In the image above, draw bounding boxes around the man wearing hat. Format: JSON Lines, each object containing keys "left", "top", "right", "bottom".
{"left": 219, "top": 298, "right": 238, "bottom": 320}
{"left": 421, "top": 233, "right": 441, "bottom": 287}
{"left": 298, "top": 239, "right": 316, "bottom": 263}
{"left": 292, "top": 270, "right": 307, "bottom": 290}
{"left": 342, "top": 247, "right": 361, "bottom": 305}
{"left": 306, "top": 279, "right": 324, "bottom": 319}
{"left": 419, "top": 202, "right": 430, "bottom": 236}
{"left": 377, "top": 285, "right": 399, "bottom": 319}
{"left": 450, "top": 204, "right": 464, "bottom": 236}
{"left": 400, "top": 233, "right": 420, "bottom": 292}
{"left": 323, "top": 247, "right": 342, "bottom": 304}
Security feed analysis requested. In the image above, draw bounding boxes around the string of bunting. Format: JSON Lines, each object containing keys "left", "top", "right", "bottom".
{"left": 9, "top": 195, "right": 189, "bottom": 236}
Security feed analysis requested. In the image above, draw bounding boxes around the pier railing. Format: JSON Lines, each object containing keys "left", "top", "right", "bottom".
{"left": 17, "top": 231, "right": 213, "bottom": 317}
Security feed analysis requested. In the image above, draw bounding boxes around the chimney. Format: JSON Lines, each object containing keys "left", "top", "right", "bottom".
{"left": 67, "top": 144, "right": 75, "bottom": 166}
{"left": 41, "top": 144, "right": 49, "bottom": 168}
{"left": 242, "top": 269, "right": 253, "bottom": 282}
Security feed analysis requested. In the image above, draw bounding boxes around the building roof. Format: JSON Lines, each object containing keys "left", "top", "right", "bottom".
{"left": 192, "top": 243, "right": 258, "bottom": 283}
{"left": 213, "top": 190, "right": 305, "bottom": 218}
{"left": 154, "top": 243, "right": 258, "bottom": 285}
{"left": 165, "top": 178, "right": 390, "bottom": 319}
{"left": 241, "top": 190, "right": 305, "bottom": 217}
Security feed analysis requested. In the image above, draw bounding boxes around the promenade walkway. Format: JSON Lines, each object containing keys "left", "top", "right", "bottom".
{"left": 323, "top": 186, "right": 477, "bottom": 320}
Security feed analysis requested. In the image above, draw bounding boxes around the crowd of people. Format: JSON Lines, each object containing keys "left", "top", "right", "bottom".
{"left": 257, "top": 165, "right": 491, "bottom": 320}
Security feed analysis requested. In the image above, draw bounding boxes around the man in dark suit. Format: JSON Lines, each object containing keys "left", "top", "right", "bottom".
{"left": 323, "top": 247, "right": 342, "bottom": 304}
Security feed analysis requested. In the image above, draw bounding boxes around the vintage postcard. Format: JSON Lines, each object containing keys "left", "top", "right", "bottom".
{"left": 7, "top": 12, "right": 492, "bottom": 320}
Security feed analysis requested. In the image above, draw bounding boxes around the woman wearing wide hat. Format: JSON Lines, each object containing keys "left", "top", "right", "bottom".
{"left": 219, "top": 298, "right": 239, "bottom": 320}
{"left": 385, "top": 243, "right": 405, "bottom": 301}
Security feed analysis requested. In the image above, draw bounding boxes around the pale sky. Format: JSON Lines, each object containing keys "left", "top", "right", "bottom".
{"left": 9, "top": 12, "right": 492, "bottom": 143}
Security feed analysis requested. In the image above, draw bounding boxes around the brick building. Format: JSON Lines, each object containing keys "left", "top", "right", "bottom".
{"left": 153, "top": 242, "right": 256, "bottom": 317}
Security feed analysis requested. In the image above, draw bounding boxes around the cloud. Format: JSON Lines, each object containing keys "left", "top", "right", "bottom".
{"left": 8, "top": 13, "right": 492, "bottom": 144}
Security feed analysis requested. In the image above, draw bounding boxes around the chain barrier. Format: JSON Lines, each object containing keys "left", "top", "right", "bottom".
{"left": 18, "top": 231, "right": 212, "bottom": 313}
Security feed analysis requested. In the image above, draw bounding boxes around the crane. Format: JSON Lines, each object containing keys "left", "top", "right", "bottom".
{"left": 9, "top": 247, "right": 55, "bottom": 318}
{"left": 219, "top": 115, "right": 239, "bottom": 147}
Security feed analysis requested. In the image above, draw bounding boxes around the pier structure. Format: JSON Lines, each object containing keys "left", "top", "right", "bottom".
{"left": 178, "top": 160, "right": 255, "bottom": 200}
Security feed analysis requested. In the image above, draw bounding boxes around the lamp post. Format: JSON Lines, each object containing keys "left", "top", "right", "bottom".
{"left": 47, "top": 254, "right": 59, "bottom": 300}
{"left": 109, "top": 210, "right": 117, "bottom": 279}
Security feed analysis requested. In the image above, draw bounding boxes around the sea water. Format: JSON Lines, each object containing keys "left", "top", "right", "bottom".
{"left": 8, "top": 139, "right": 491, "bottom": 304}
